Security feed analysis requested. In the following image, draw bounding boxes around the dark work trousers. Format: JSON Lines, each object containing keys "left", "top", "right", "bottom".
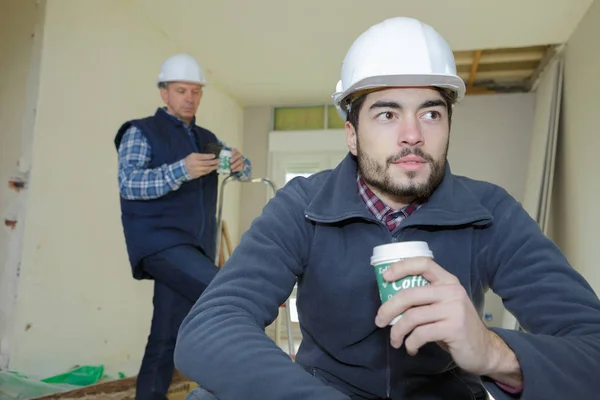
{"left": 135, "top": 244, "right": 219, "bottom": 400}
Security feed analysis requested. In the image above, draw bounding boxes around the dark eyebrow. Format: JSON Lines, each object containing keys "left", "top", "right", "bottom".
{"left": 420, "top": 99, "right": 446, "bottom": 109}
{"left": 369, "top": 101, "right": 401, "bottom": 110}
{"left": 369, "top": 99, "right": 446, "bottom": 111}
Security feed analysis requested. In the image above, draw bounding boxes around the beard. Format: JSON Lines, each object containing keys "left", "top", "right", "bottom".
{"left": 357, "top": 139, "right": 447, "bottom": 201}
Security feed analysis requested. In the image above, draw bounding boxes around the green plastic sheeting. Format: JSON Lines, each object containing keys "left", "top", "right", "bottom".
{"left": 0, "top": 365, "right": 126, "bottom": 400}
{"left": 40, "top": 365, "right": 105, "bottom": 386}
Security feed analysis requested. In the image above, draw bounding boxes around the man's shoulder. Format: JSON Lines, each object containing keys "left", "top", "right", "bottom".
{"left": 115, "top": 115, "right": 158, "bottom": 149}
{"left": 279, "top": 169, "right": 333, "bottom": 204}
{"left": 452, "top": 174, "right": 520, "bottom": 215}
{"left": 118, "top": 114, "right": 156, "bottom": 132}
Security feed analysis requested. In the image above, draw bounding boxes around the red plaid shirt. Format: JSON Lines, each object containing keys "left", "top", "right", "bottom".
{"left": 357, "top": 175, "right": 420, "bottom": 230}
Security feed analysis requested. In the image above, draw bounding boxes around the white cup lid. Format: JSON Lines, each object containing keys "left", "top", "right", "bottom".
{"left": 371, "top": 241, "right": 433, "bottom": 265}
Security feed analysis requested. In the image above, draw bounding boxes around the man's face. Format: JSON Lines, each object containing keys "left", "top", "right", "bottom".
{"left": 346, "top": 87, "right": 450, "bottom": 202}
{"left": 160, "top": 82, "right": 204, "bottom": 123}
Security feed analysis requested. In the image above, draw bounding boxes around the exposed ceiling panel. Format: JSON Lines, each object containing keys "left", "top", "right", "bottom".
{"left": 456, "top": 45, "right": 561, "bottom": 94}
{"left": 135, "top": 0, "right": 592, "bottom": 106}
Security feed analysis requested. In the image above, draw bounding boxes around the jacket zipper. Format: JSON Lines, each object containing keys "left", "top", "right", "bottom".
{"left": 385, "top": 229, "right": 402, "bottom": 398}
{"left": 306, "top": 212, "right": 406, "bottom": 398}
{"left": 386, "top": 336, "right": 391, "bottom": 398}
{"left": 386, "top": 232, "right": 394, "bottom": 398}
{"left": 386, "top": 228, "right": 408, "bottom": 398}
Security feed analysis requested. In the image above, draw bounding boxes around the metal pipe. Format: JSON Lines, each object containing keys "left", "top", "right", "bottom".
{"left": 285, "top": 298, "right": 295, "bottom": 357}
{"left": 215, "top": 177, "right": 277, "bottom": 266}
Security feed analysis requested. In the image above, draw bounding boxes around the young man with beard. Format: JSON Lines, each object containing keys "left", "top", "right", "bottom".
{"left": 174, "top": 17, "right": 600, "bottom": 400}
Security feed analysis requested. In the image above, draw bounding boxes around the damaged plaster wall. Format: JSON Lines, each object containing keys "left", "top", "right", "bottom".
{"left": 8, "top": 0, "right": 244, "bottom": 378}
{"left": 0, "top": 0, "right": 45, "bottom": 370}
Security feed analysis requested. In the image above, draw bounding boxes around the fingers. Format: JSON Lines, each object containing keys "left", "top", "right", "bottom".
{"left": 185, "top": 153, "right": 219, "bottom": 178}
{"left": 376, "top": 284, "right": 439, "bottom": 327}
{"left": 231, "top": 158, "right": 244, "bottom": 172}
{"left": 186, "top": 150, "right": 244, "bottom": 177}
{"left": 376, "top": 284, "right": 465, "bottom": 327}
{"left": 389, "top": 303, "right": 448, "bottom": 348}
{"left": 403, "top": 322, "right": 447, "bottom": 356}
{"left": 192, "top": 153, "right": 218, "bottom": 161}
{"left": 383, "top": 257, "right": 458, "bottom": 286}
{"left": 190, "top": 154, "right": 219, "bottom": 167}
{"left": 230, "top": 149, "right": 241, "bottom": 161}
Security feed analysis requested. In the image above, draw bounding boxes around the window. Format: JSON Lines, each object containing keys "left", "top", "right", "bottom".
{"left": 273, "top": 105, "right": 345, "bottom": 131}
{"left": 327, "top": 105, "right": 345, "bottom": 129}
{"left": 274, "top": 106, "right": 324, "bottom": 131}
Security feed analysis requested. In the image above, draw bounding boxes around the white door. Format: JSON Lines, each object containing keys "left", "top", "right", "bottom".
{"left": 270, "top": 151, "right": 347, "bottom": 191}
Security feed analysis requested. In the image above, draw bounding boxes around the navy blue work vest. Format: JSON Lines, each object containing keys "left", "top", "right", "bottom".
{"left": 114, "top": 108, "right": 219, "bottom": 279}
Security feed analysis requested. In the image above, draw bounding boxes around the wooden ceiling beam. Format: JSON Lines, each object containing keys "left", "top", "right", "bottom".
{"left": 452, "top": 45, "right": 558, "bottom": 95}
{"left": 454, "top": 49, "right": 546, "bottom": 66}
{"left": 466, "top": 50, "right": 483, "bottom": 93}
{"left": 459, "top": 69, "right": 535, "bottom": 81}
{"left": 466, "top": 89, "right": 498, "bottom": 96}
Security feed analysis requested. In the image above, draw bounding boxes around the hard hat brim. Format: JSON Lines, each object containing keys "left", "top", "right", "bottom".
{"left": 332, "top": 74, "right": 466, "bottom": 120}
{"left": 156, "top": 79, "right": 207, "bottom": 88}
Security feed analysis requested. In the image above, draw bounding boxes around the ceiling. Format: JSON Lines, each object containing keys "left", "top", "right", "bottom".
{"left": 135, "top": 0, "right": 593, "bottom": 106}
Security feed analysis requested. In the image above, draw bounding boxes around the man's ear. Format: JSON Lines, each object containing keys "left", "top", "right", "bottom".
{"left": 159, "top": 85, "right": 168, "bottom": 104}
{"left": 346, "top": 121, "right": 358, "bottom": 156}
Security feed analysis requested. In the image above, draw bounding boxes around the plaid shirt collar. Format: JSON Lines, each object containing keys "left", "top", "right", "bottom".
{"left": 158, "top": 107, "right": 196, "bottom": 129}
{"left": 357, "top": 174, "right": 421, "bottom": 231}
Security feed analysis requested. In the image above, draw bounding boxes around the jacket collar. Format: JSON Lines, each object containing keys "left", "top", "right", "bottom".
{"left": 304, "top": 153, "right": 493, "bottom": 228}
{"left": 155, "top": 107, "right": 196, "bottom": 129}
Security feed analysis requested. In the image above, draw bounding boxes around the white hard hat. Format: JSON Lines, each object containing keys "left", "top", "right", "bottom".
{"left": 156, "top": 53, "right": 207, "bottom": 87}
{"left": 332, "top": 17, "right": 466, "bottom": 120}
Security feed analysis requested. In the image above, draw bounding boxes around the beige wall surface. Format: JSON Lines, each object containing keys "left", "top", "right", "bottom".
{"left": 448, "top": 93, "right": 536, "bottom": 327}
{"left": 239, "top": 107, "right": 272, "bottom": 238}
{"left": 7, "top": 0, "right": 244, "bottom": 378}
{"left": 549, "top": 0, "right": 600, "bottom": 294}
{"left": 0, "top": 0, "right": 44, "bottom": 370}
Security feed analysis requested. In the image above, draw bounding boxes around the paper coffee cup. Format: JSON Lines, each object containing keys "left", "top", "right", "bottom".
{"left": 371, "top": 241, "right": 434, "bottom": 325}
{"left": 217, "top": 148, "right": 232, "bottom": 174}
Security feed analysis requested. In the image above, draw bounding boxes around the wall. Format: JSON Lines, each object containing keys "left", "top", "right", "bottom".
{"left": 448, "top": 93, "right": 534, "bottom": 200}
{"left": 0, "top": 0, "right": 36, "bottom": 263}
{"left": 449, "top": 93, "right": 535, "bottom": 327}
{"left": 0, "top": 0, "right": 45, "bottom": 370}
{"left": 8, "top": 0, "right": 244, "bottom": 378}
{"left": 549, "top": 0, "right": 600, "bottom": 294}
{"left": 239, "top": 107, "right": 271, "bottom": 238}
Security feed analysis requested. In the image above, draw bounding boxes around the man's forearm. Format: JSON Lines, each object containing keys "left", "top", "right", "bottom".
{"left": 119, "top": 159, "right": 191, "bottom": 200}
{"left": 485, "top": 330, "right": 524, "bottom": 390}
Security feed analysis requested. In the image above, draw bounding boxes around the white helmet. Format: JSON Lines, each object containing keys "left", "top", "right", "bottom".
{"left": 332, "top": 17, "right": 466, "bottom": 119}
{"left": 156, "top": 53, "right": 207, "bottom": 87}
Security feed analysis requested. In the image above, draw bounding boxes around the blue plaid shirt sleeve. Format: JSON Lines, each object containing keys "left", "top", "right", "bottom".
{"left": 217, "top": 139, "right": 252, "bottom": 181}
{"left": 117, "top": 126, "right": 192, "bottom": 200}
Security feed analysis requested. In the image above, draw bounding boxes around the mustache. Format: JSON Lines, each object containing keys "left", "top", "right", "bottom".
{"left": 387, "top": 147, "right": 434, "bottom": 164}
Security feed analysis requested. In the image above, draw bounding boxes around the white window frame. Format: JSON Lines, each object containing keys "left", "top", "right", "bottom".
{"left": 268, "top": 130, "right": 349, "bottom": 190}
